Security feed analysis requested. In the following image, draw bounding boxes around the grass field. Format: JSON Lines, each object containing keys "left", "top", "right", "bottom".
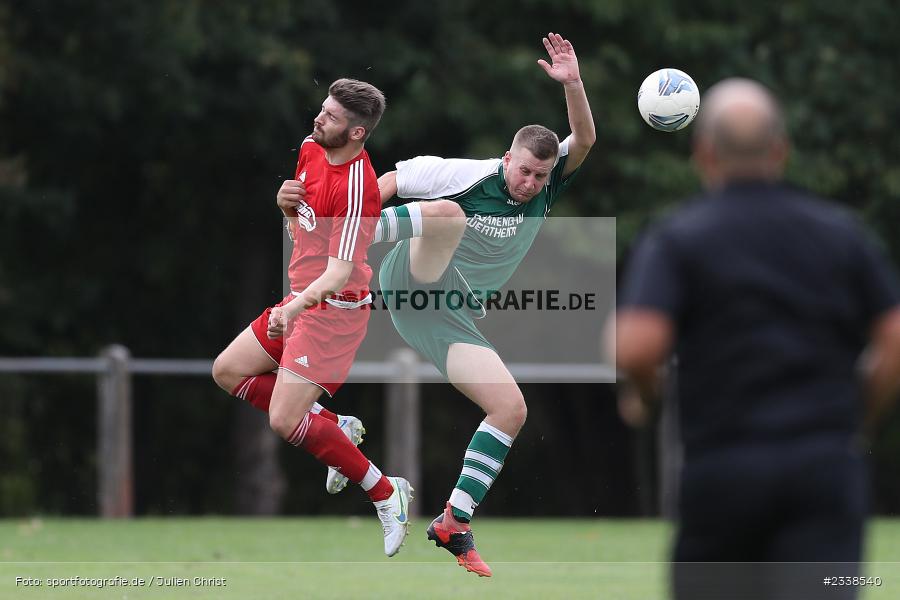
{"left": 1, "top": 517, "right": 898, "bottom": 599}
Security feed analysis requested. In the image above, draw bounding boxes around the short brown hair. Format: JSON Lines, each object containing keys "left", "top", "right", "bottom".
{"left": 511, "top": 125, "right": 559, "bottom": 160}
{"left": 328, "top": 78, "right": 386, "bottom": 141}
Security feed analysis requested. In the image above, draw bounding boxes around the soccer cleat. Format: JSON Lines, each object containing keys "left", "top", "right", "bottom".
{"left": 373, "top": 476, "right": 414, "bottom": 557}
{"left": 325, "top": 415, "right": 365, "bottom": 494}
{"left": 426, "top": 502, "right": 492, "bottom": 577}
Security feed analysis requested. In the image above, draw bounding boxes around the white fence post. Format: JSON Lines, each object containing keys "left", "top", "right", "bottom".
{"left": 385, "top": 348, "right": 421, "bottom": 516}
{"left": 97, "top": 344, "right": 134, "bottom": 518}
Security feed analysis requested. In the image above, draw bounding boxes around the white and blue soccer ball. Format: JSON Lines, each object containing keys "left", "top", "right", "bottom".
{"left": 637, "top": 68, "right": 700, "bottom": 132}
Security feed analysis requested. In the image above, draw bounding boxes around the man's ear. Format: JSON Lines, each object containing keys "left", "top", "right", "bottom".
{"left": 350, "top": 126, "right": 367, "bottom": 142}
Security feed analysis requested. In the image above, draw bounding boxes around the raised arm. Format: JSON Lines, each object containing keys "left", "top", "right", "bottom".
{"left": 378, "top": 171, "right": 397, "bottom": 204}
{"left": 537, "top": 32, "right": 596, "bottom": 177}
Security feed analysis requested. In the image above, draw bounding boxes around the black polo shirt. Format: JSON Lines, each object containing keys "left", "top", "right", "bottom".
{"left": 620, "top": 181, "right": 900, "bottom": 455}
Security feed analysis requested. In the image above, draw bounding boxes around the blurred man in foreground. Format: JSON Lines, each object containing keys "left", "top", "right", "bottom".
{"left": 613, "top": 78, "right": 900, "bottom": 599}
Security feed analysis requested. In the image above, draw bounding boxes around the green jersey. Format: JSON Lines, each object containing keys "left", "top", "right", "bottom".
{"left": 395, "top": 137, "right": 578, "bottom": 295}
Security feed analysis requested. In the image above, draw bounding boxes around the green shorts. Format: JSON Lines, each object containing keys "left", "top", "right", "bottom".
{"left": 378, "top": 240, "right": 494, "bottom": 376}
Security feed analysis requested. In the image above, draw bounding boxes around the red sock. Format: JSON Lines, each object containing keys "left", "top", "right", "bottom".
{"left": 232, "top": 373, "right": 276, "bottom": 412}
{"left": 311, "top": 403, "right": 339, "bottom": 423}
{"left": 364, "top": 472, "right": 394, "bottom": 502}
{"left": 290, "top": 413, "right": 369, "bottom": 482}
{"left": 230, "top": 377, "right": 340, "bottom": 423}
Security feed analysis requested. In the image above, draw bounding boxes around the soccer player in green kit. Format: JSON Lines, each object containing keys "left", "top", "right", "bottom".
{"left": 375, "top": 32, "right": 595, "bottom": 576}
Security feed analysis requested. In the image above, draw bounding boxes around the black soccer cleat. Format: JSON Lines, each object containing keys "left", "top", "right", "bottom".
{"left": 426, "top": 502, "right": 492, "bottom": 577}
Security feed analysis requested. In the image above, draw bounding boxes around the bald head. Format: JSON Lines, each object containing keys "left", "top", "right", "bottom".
{"left": 693, "top": 78, "right": 789, "bottom": 188}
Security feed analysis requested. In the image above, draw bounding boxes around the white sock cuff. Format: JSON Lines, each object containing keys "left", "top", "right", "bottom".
{"left": 477, "top": 420, "right": 514, "bottom": 447}
{"left": 449, "top": 488, "right": 478, "bottom": 515}
{"left": 385, "top": 207, "right": 398, "bottom": 241}
{"left": 360, "top": 462, "right": 383, "bottom": 491}
{"left": 407, "top": 202, "right": 423, "bottom": 237}
{"left": 288, "top": 412, "right": 312, "bottom": 446}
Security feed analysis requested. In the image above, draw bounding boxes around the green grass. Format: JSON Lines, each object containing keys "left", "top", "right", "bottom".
{"left": 1, "top": 517, "right": 898, "bottom": 599}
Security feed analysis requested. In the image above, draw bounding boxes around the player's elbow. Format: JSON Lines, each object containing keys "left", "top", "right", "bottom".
{"left": 378, "top": 171, "right": 398, "bottom": 204}
{"left": 325, "top": 259, "right": 354, "bottom": 291}
{"left": 575, "top": 130, "right": 596, "bottom": 152}
{"left": 332, "top": 272, "right": 352, "bottom": 291}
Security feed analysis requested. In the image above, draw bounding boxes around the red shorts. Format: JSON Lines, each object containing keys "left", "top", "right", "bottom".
{"left": 250, "top": 294, "right": 370, "bottom": 397}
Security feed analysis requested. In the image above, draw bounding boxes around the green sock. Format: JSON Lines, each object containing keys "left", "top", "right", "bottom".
{"left": 373, "top": 203, "right": 423, "bottom": 243}
{"left": 449, "top": 421, "right": 513, "bottom": 521}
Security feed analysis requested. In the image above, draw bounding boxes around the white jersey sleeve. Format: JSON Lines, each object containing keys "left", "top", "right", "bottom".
{"left": 395, "top": 156, "right": 502, "bottom": 200}
{"left": 558, "top": 135, "right": 572, "bottom": 160}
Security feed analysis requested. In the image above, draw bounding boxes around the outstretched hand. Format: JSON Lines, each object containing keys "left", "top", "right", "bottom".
{"left": 537, "top": 32, "right": 581, "bottom": 85}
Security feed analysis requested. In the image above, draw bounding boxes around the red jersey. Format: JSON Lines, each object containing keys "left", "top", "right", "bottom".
{"left": 287, "top": 136, "right": 380, "bottom": 302}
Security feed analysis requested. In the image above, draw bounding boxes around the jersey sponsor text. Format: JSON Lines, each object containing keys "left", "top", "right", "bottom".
{"left": 466, "top": 214, "right": 523, "bottom": 238}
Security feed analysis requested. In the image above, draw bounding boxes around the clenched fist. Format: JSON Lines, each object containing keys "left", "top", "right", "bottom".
{"left": 277, "top": 179, "right": 306, "bottom": 215}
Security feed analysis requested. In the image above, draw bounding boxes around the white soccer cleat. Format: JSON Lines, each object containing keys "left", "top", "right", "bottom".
{"left": 325, "top": 415, "right": 365, "bottom": 494}
{"left": 373, "top": 476, "right": 414, "bottom": 557}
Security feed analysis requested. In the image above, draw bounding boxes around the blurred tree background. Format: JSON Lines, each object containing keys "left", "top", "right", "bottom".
{"left": 1, "top": 0, "right": 899, "bottom": 516}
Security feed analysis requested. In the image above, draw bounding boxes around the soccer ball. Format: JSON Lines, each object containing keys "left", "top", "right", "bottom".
{"left": 637, "top": 68, "right": 700, "bottom": 132}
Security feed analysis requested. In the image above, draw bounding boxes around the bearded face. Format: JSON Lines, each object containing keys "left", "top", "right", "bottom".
{"left": 312, "top": 123, "right": 351, "bottom": 148}
{"left": 311, "top": 96, "right": 356, "bottom": 149}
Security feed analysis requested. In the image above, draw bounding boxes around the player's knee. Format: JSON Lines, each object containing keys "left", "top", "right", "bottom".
{"left": 268, "top": 407, "right": 297, "bottom": 440}
{"left": 434, "top": 199, "right": 465, "bottom": 219}
{"left": 428, "top": 200, "right": 466, "bottom": 239}
{"left": 498, "top": 390, "right": 527, "bottom": 431}
{"left": 508, "top": 394, "right": 527, "bottom": 430}
{"left": 211, "top": 354, "right": 236, "bottom": 393}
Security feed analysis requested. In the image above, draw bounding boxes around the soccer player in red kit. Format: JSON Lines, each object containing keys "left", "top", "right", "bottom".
{"left": 213, "top": 81, "right": 383, "bottom": 497}
{"left": 213, "top": 79, "right": 412, "bottom": 556}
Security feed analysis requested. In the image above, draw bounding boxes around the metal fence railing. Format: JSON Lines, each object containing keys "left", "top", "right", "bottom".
{"left": 0, "top": 346, "right": 616, "bottom": 518}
